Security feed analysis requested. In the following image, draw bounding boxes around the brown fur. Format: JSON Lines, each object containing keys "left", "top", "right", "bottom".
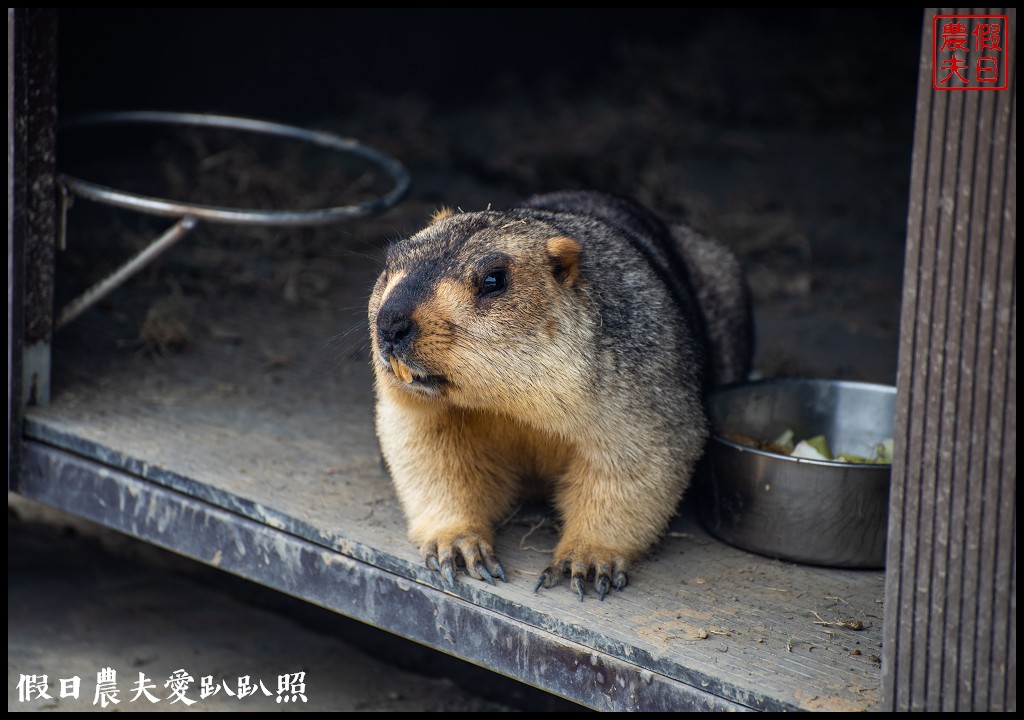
{"left": 368, "top": 193, "right": 752, "bottom": 599}
{"left": 429, "top": 206, "right": 455, "bottom": 224}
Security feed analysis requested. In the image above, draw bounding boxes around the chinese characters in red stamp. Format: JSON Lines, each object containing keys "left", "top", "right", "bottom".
{"left": 933, "top": 14, "right": 1010, "bottom": 90}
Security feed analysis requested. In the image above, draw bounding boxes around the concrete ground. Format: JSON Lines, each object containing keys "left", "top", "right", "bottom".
{"left": 7, "top": 493, "right": 580, "bottom": 713}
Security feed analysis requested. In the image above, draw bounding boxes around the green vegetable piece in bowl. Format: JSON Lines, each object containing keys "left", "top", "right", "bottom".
{"left": 791, "top": 436, "right": 833, "bottom": 461}
{"left": 772, "top": 428, "right": 796, "bottom": 453}
{"left": 874, "top": 438, "right": 894, "bottom": 464}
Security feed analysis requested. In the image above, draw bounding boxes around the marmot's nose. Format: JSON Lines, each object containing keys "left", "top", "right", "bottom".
{"left": 377, "top": 309, "right": 416, "bottom": 356}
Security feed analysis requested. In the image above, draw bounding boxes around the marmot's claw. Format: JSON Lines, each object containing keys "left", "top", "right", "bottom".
{"left": 422, "top": 534, "right": 506, "bottom": 587}
{"left": 570, "top": 575, "right": 586, "bottom": 602}
{"left": 533, "top": 565, "right": 560, "bottom": 593}
{"left": 536, "top": 552, "right": 628, "bottom": 600}
{"left": 477, "top": 544, "right": 506, "bottom": 583}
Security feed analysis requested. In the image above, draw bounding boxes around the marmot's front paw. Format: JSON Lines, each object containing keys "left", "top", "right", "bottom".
{"left": 421, "top": 530, "right": 507, "bottom": 586}
{"left": 534, "top": 546, "right": 629, "bottom": 601}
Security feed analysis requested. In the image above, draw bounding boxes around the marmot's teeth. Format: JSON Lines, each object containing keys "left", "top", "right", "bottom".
{"left": 390, "top": 356, "right": 415, "bottom": 383}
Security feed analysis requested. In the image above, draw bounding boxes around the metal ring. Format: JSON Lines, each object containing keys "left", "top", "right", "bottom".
{"left": 58, "top": 111, "right": 411, "bottom": 226}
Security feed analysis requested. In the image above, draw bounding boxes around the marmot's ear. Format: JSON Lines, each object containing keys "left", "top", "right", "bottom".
{"left": 547, "top": 236, "right": 581, "bottom": 287}
{"left": 429, "top": 207, "right": 455, "bottom": 225}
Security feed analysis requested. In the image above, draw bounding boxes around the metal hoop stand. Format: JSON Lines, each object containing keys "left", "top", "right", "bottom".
{"left": 56, "top": 111, "right": 411, "bottom": 329}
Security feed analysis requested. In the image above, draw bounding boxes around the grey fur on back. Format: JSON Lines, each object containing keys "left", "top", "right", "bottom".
{"left": 523, "top": 190, "right": 753, "bottom": 390}
{"left": 668, "top": 222, "right": 753, "bottom": 386}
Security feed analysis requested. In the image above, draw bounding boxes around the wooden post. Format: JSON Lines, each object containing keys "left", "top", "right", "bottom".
{"left": 7, "top": 8, "right": 58, "bottom": 490}
{"left": 884, "top": 8, "right": 1016, "bottom": 712}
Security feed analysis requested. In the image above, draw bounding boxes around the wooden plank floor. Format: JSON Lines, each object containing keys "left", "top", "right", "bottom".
{"left": 19, "top": 249, "right": 885, "bottom": 711}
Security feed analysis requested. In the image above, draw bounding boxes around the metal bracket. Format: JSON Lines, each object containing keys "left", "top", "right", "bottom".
{"left": 55, "top": 111, "right": 411, "bottom": 330}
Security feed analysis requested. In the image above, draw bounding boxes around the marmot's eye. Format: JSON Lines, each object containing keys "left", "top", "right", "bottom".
{"left": 480, "top": 268, "right": 508, "bottom": 296}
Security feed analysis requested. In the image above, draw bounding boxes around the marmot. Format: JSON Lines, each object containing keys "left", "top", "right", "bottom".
{"left": 368, "top": 190, "right": 752, "bottom": 600}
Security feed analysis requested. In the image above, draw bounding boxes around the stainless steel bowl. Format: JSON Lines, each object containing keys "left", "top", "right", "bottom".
{"left": 698, "top": 378, "right": 895, "bottom": 568}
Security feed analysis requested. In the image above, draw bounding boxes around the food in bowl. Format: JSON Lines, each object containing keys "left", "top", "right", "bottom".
{"left": 699, "top": 378, "right": 896, "bottom": 568}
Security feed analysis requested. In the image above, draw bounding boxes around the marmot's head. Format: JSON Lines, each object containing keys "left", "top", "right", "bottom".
{"left": 368, "top": 208, "right": 586, "bottom": 409}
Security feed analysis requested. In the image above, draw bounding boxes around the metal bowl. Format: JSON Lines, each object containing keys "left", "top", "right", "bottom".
{"left": 698, "top": 378, "right": 895, "bottom": 568}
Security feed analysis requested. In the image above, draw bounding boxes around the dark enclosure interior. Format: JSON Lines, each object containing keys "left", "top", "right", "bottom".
{"left": 54, "top": 8, "right": 921, "bottom": 385}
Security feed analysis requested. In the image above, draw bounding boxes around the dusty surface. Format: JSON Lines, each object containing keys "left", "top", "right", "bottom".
{"left": 8, "top": 495, "right": 575, "bottom": 712}
{"left": 11, "top": 8, "right": 922, "bottom": 713}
